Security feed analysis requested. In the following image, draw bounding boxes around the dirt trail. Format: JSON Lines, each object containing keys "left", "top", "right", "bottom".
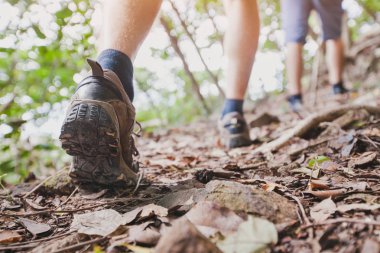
{"left": 1, "top": 85, "right": 379, "bottom": 253}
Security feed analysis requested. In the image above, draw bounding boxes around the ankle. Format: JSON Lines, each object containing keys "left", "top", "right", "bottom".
{"left": 287, "top": 94, "right": 303, "bottom": 103}
{"left": 97, "top": 49, "right": 134, "bottom": 101}
{"left": 221, "top": 99, "right": 244, "bottom": 118}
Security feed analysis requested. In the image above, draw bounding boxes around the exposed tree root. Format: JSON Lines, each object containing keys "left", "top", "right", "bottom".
{"left": 252, "top": 104, "right": 380, "bottom": 154}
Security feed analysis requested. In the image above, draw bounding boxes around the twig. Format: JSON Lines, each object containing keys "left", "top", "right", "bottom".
{"left": 1, "top": 230, "right": 74, "bottom": 247}
{"left": 23, "top": 175, "right": 53, "bottom": 198}
{"left": 285, "top": 193, "right": 311, "bottom": 225}
{"left": 51, "top": 237, "right": 107, "bottom": 253}
{"left": 301, "top": 218, "right": 380, "bottom": 229}
{"left": 58, "top": 186, "right": 79, "bottom": 208}
{"left": 360, "top": 134, "right": 380, "bottom": 149}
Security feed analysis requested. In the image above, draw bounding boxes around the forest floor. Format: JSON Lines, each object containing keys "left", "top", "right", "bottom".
{"left": 1, "top": 83, "right": 380, "bottom": 253}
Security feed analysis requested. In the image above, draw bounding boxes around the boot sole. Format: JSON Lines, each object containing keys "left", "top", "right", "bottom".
{"left": 60, "top": 101, "right": 136, "bottom": 185}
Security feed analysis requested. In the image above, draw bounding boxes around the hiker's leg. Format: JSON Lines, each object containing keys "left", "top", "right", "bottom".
{"left": 218, "top": 0, "right": 259, "bottom": 149}
{"left": 101, "top": 0, "right": 162, "bottom": 60}
{"left": 221, "top": 0, "right": 259, "bottom": 116}
{"left": 60, "top": 0, "right": 163, "bottom": 186}
{"left": 313, "top": 0, "right": 345, "bottom": 92}
{"left": 326, "top": 38, "right": 344, "bottom": 85}
{"left": 281, "top": 0, "right": 312, "bottom": 97}
{"left": 285, "top": 43, "right": 303, "bottom": 96}
{"left": 98, "top": 0, "right": 163, "bottom": 101}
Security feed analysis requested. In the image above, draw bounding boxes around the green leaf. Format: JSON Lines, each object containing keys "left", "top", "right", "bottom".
{"left": 217, "top": 216, "right": 278, "bottom": 253}
{"left": 308, "top": 156, "right": 331, "bottom": 168}
{"left": 32, "top": 25, "right": 46, "bottom": 39}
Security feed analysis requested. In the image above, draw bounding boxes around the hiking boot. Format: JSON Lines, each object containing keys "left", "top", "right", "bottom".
{"left": 59, "top": 59, "right": 139, "bottom": 186}
{"left": 332, "top": 82, "right": 349, "bottom": 95}
{"left": 218, "top": 112, "right": 251, "bottom": 149}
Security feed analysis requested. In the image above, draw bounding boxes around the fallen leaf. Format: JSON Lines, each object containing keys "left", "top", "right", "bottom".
{"left": 262, "top": 181, "right": 283, "bottom": 192}
{"left": 305, "top": 189, "right": 347, "bottom": 199}
{"left": 291, "top": 167, "right": 320, "bottom": 178}
{"left": 308, "top": 179, "right": 330, "bottom": 190}
{"left": 348, "top": 152, "right": 377, "bottom": 168}
{"left": 122, "top": 204, "right": 168, "bottom": 224}
{"left": 361, "top": 238, "right": 379, "bottom": 253}
{"left": 71, "top": 209, "right": 123, "bottom": 236}
{"left": 0, "top": 231, "right": 22, "bottom": 244}
{"left": 154, "top": 217, "right": 222, "bottom": 253}
{"left": 310, "top": 198, "right": 337, "bottom": 223}
{"left": 19, "top": 218, "right": 51, "bottom": 236}
{"left": 344, "top": 193, "right": 378, "bottom": 204}
{"left": 126, "top": 221, "right": 162, "bottom": 246}
{"left": 185, "top": 201, "right": 244, "bottom": 237}
{"left": 25, "top": 199, "right": 48, "bottom": 210}
{"left": 123, "top": 244, "right": 153, "bottom": 253}
{"left": 81, "top": 189, "right": 108, "bottom": 200}
{"left": 217, "top": 215, "right": 278, "bottom": 253}
{"left": 337, "top": 203, "right": 380, "bottom": 213}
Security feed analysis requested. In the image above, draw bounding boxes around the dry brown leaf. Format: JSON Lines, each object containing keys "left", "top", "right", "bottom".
{"left": 118, "top": 221, "right": 162, "bottom": 246}
{"left": 154, "top": 217, "right": 222, "bottom": 253}
{"left": 70, "top": 209, "right": 123, "bottom": 236}
{"left": 348, "top": 152, "right": 377, "bottom": 168}
{"left": 185, "top": 201, "right": 244, "bottom": 237}
{"left": 122, "top": 204, "right": 168, "bottom": 224}
{"left": 0, "top": 231, "right": 22, "bottom": 244}
{"left": 305, "top": 189, "right": 347, "bottom": 199}
{"left": 361, "top": 238, "right": 380, "bottom": 253}
{"left": 337, "top": 203, "right": 380, "bottom": 213}
{"left": 308, "top": 179, "right": 331, "bottom": 190}
{"left": 310, "top": 198, "right": 337, "bottom": 223}
{"left": 25, "top": 199, "right": 48, "bottom": 210}
{"left": 262, "top": 181, "right": 283, "bottom": 192}
{"left": 19, "top": 218, "right": 51, "bottom": 236}
{"left": 81, "top": 189, "right": 108, "bottom": 200}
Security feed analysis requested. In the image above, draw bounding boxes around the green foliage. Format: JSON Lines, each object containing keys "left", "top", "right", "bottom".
{"left": 307, "top": 155, "right": 331, "bottom": 169}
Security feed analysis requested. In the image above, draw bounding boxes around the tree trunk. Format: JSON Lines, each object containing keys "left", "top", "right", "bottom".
{"left": 160, "top": 15, "right": 211, "bottom": 115}
{"left": 169, "top": 0, "right": 225, "bottom": 98}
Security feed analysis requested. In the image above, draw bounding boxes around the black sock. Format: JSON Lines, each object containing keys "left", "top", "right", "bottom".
{"left": 97, "top": 49, "right": 134, "bottom": 101}
{"left": 221, "top": 99, "right": 244, "bottom": 117}
{"left": 287, "top": 94, "right": 303, "bottom": 104}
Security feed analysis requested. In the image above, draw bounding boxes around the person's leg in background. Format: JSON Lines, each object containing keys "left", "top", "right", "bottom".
{"left": 313, "top": 0, "right": 347, "bottom": 95}
{"left": 281, "top": 0, "right": 312, "bottom": 112}
{"left": 60, "top": 0, "right": 163, "bottom": 186}
{"left": 219, "top": 0, "right": 260, "bottom": 149}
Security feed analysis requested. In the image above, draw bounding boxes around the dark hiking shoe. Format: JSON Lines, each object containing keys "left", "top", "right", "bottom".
{"left": 218, "top": 112, "right": 251, "bottom": 149}
{"left": 332, "top": 83, "right": 349, "bottom": 95}
{"left": 287, "top": 94, "right": 303, "bottom": 113}
{"left": 59, "top": 59, "right": 139, "bottom": 186}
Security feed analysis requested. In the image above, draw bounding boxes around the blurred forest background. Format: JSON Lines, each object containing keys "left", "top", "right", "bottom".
{"left": 0, "top": 0, "right": 379, "bottom": 184}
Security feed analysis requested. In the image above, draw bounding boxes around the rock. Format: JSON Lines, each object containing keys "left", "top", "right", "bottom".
{"left": 42, "top": 168, "right": 75, "bottom": 195}
{"left": 249, "top": 112, "right": 280, "bottom": 128}
{"left": 203, "top": 180, "right": 297, "bottom": 224}
{"left": 157, "top": 188, "right": 205, "bottom": 210}
{"left": 154, "top": 217, "right": 222, "bottom": 253}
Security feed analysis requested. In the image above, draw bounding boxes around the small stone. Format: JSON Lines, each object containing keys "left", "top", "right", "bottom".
{"left": 42, "top": 168, "right": 75, "bottom": 195}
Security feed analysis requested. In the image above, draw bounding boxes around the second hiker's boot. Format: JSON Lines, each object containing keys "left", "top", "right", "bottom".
{"left": 218, "top": 112, "right": 251, "bottom": 149}
{"left": 59, "top": 59, "right": 139, "bottom": 186}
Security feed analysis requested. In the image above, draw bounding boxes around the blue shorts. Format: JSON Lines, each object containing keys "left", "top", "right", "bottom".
{"left": 281, "top": 0, "right": 343, "bottom": 44}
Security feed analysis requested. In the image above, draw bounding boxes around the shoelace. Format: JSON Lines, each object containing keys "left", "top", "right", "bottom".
{"left": 131, "top": 121, "right": 142, "bottom": 157}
